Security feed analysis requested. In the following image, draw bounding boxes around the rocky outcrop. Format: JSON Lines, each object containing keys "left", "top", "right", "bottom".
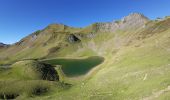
{"left": 68, "top": 34, "right": 81, "bottom": 43}
{"left": 94, "top": 13, "right": 149, "bottom": 32}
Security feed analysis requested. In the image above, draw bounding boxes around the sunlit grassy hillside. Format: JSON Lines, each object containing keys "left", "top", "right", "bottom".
{"left": 32, "top": 17, "right": 170, "bottom": 100}
{"left": 0, "top": 14, "right": 170, "bottom": 100}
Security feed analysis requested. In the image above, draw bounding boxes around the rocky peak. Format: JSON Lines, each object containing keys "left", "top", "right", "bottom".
{"left": 122, "top": 13, "right": 149, "bottom": 21}
{"left": 94, "top": 13, "right": 149, "bottom": 32}
{"left": 120, "top": 13, "right": 149, "bottom": 27}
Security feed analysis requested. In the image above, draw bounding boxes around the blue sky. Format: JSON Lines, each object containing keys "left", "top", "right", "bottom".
{"left": 0, "top": 0, "right": 170, "bottom": 44}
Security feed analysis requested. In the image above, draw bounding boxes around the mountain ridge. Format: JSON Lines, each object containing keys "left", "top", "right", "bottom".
{"left": 89, "top": 13, "right": 149, "bottom": 32}
{"left": 0, "top": 13, "right": 169, "bottom": 64}
{"left": 1, "top": 13, "right": 148, "bottom": 45}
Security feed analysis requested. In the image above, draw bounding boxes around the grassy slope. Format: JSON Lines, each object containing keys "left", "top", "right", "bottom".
{"left": 0, "top": 24, "right": 83, "bottom": 64}
{"left": 32, "top": 19, "right": 170, "bottom": 100}
{"left": 0, "top": 60, "right": 70, "bottom": 99}
{"left": 0, "top": 17, "right": 170, "bottom": 99}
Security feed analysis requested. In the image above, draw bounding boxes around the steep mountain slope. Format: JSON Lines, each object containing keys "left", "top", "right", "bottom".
{"left": 0, "top": 24, "right": 82, "bottom": 64}
{"left": 0, "top": 13, "right": 149, "bottom": 64}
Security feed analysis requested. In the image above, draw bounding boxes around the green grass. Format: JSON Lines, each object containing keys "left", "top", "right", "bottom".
{"left": 0, "top": 60, "right": 70, "bottom": 99}
{"left": 1, "top": 16, "right": 170, "bottom": 100}
{"left": 0, "top": 60, "right": 59, "bottom": 81}
{"left": 0, "top": 80, "right": 70, "bottom": 99}
{"left": 31, "top": 21, "right": 170, "bottom": 100}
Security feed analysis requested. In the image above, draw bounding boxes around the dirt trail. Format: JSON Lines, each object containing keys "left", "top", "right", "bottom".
{"left": 142, "top": 86, "right": 170, "bottom": 100}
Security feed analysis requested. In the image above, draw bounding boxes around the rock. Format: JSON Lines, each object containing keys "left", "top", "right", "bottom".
{"left": 31, "top": 34, "right": 37, "bottom": 41}
{"left": 68, "top": 34, "right": 81, "bottom": 43}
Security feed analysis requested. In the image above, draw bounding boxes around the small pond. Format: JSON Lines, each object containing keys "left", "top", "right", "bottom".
{"left": 43, "top": 56, "right": 104, "bottom": 77}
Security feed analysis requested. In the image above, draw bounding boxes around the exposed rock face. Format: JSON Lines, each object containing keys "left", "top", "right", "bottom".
{"left": 94, "top": 13, "right": 149, "bottom": 32}
{"left": 68, "top": 34, "right": 81, "bottom": 43}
